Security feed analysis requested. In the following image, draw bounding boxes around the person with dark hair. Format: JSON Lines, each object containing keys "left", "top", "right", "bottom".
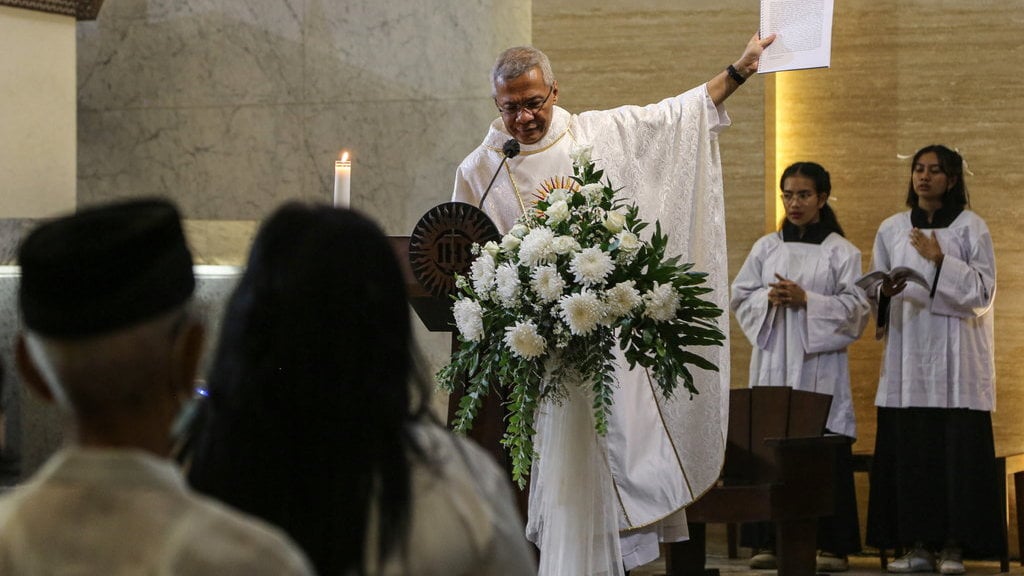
{"left": 730, "top": 161, "right": 869, "bottom": 572}
{"left": 865, "top": 145, "right": 1000, "bottom": 575}
{"left": 186, "top": 202, "right": 535, "bottom": 576}
{"left": 2, "top": 199, "right": 312, "bottom": 574}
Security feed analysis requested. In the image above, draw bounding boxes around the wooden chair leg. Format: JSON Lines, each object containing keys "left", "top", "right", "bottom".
{"left": 727, "top": 523, "right": 739, "bottom": 559}
{"left": 775, "top": 518, "right": 818, "bottom": 576}
{"left": 665, "top": 523, "right": 708, "bottom": 576}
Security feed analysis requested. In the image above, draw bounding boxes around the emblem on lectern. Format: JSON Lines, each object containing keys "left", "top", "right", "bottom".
{"left": 408, "top": 202, "right": 500, "bottom": 299}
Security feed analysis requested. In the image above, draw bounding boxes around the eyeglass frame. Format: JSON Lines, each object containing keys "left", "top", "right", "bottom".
{"left": 496, "top": 84, "right": 554, "bottom": 118}
{"left": 779, "top": 191, "right": 821, "bottom": 204}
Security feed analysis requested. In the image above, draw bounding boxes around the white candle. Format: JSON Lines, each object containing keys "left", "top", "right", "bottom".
{"left": 333, "top": 151, "right": 351, "bottom": 208}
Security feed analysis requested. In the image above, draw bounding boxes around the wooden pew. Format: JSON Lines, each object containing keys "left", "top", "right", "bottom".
{"left": 668, "top": 387, "right": 842, "bottom": 576}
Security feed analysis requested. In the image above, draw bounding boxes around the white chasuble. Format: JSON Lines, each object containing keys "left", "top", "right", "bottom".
{"left": 453, "top": 84, "right": 731, "bottom": 573}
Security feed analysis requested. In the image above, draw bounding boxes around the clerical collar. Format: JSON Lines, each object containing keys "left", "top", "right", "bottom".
{"left": 781, "top": 220, "right": 831, "bottom": 244}
{"left": 911, "top": 205, "right": 962, "bottom": 229}
{"left": 483, "top": 106, "right": 572, "bottom": 156}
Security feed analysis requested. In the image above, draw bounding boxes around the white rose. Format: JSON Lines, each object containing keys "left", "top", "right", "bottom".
{"left": 580, "top": 183, "right": 605, "bottom": 205}
{"left": 603, "top": 210, "right": 626, "bottom": 233}
{"left": 482, "top": 241, "right": 500, "bottom": 258}
{"left": 617, "top": 230, "right": 640, "bottom": 253}
{"left": 570, "top": 144, "right": 593, "bottom": 167}
{"left": 509, "top": 223, "right": 529, "bottom": 239}
{"left": 551, "top": 235, "right": 580, "bottom": 255}
{"left": 546, "top": 188, "right": 570, "bottom": 205}
{"left": 500, "top": 233, "right": 521, "bottom": 252}
{"left": 545, "top": 200, "right": 570, "bottom": 226}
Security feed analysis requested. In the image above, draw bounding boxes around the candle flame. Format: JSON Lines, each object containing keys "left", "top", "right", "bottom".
{"left": 339, "top": 151, "right": 350, "bottom": 163}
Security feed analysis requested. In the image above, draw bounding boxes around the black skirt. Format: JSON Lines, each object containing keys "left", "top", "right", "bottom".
{"left": 865, "top": 407, "right": 1002, "bottom": 557}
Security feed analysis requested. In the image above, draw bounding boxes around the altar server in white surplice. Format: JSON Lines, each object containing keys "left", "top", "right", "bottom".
{"left": 864, "top": 145, "right": 1001, "bottom": 575}
{"left": 730, "top": 162, "right": 868, "bottom": 572}
{"left": 453, "top": 35, "right": 774, "bottom": 575}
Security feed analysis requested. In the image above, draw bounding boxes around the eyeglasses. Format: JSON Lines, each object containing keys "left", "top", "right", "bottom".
{"left": 496, "top": 85, "right": 554, "bottom": 118}
{"left": 780, "top": 191, "right": 818, "bottom": 204}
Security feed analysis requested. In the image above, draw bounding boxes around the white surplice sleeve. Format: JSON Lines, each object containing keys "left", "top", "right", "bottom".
{"left": 931, "top": 214, "right": 996, "bottom": 318}
{"left": 730, "top": 236, "right": 778, "bottom": 350}
{"left": 804, "top": 240, "right": 869, "bottom": 354}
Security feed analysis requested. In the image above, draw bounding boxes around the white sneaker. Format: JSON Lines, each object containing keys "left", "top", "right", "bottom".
{"left": 749, "top": 549, "right": 777, "bottom": 569}
{"left": 939, "top": 546, "right": 965, "bottom": 575}
{"left": 817, "top": 552, "right": 849, "bottom": 572}
{"left": 888, "top": 547, "right": 935, "bottom": 573}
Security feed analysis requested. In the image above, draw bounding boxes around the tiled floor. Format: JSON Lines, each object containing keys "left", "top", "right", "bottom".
{"left": 631, "top": 553, "right": 1019, "bottom": 576}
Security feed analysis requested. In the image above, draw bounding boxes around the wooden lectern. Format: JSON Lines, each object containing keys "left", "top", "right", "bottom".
{"left": 389, "top": 232, "right": 509, "bottom": 471}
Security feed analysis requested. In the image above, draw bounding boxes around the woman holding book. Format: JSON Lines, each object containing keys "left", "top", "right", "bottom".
{"left": 731, "top": 161, "right": 868, "bottom": 572}
{"left": 865, "top": 145, "right": 1000, "bottom": 575}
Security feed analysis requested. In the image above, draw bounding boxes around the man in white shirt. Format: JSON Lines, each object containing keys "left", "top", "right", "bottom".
{"left": 0, "top": 199, "right": 313, "bottom": 575}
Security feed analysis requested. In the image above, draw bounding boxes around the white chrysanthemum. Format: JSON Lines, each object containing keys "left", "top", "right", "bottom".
{"left": 504, "top": 321, "right": 547, "bottom": 359}
{"left": 500, "top": 233, "right": 521, "bottom": 252}
{"left": 644, "top": 282, "right": 681, "bottom": 321}
{"left": 570, "top": 246, "right": 615, "bottom": 286}
{"left": 495, "top": 263, "right": 521, "bottom": 306}
{"left": 603, "top": 209, "right": 626, "bottom": 233}
{"left": 481, "top": 241, "right": 500, "bottom": 258}
{"left": 605, "top": 280, "right": 642, "bottom": 319}
{"left": 580, "top": 183, "right": 605, "bottom": 205}
{"left": 570, "top": 143, "right": 593, "bottom": 167}
{"left": 453, "top": 299, "right": 484, "bottom": 342}
{"left": 518, "top": 227, "right": 556, "bottom": 268}
{"left": 545, "top": 200, "right": 570, "bottom": 226}
{"left": 546, "top": 188, "right": 570, "bottom": 205}
{"left": 559, "top": 290, "right": 604, "bottom": 335}
{"left": 531, "top": 264, "right": 565, "bottom": 303}
{"left": 470, "top": 253, "right": 495, "bottom": 295}
{"left": 551, "top": 235, "right": 580, "bottom": 255}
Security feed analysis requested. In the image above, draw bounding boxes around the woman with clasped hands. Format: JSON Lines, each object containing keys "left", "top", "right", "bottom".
{"left": 731, "top": 161, "right": 868, "bottom": 572}
{"left": 864, "top": 145, "right": 1000, "bottom": 575}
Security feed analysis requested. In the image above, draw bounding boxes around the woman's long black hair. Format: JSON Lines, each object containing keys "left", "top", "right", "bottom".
{"left": 779, "top": 161, "right": 845, "bottom": 237}
{"left": 187, "top": 202, "right": 433, "bottom": 575}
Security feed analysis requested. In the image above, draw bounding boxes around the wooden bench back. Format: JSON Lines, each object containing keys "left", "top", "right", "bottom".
{"left": 722, "top": 387, "right": 832, "bottom": 484}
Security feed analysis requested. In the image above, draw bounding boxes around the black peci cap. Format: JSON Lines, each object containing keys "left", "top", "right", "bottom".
{"left": 18, "top": 198, "right": 195, "bottom": 339}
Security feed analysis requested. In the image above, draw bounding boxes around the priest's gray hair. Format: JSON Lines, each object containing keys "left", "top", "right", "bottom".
{"left": 491, "top": 46, "right": 555, "bottom": 96}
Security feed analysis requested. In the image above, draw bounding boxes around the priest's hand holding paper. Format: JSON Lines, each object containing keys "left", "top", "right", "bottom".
{"left": 707, "top": 32, "right": 776, "bottom": 106}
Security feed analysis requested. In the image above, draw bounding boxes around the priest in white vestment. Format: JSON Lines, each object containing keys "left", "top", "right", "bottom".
{"left": 452, "top": 35, "right": 774, "bottom": 575}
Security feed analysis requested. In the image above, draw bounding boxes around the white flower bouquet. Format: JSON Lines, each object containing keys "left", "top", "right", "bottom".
{"left": 437, "top": 148, "right": 725, "bottom": 487}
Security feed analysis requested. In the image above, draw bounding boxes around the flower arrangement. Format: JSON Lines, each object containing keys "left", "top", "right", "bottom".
{"left": 437, "top": 146, "right": 725, "bottom": 487}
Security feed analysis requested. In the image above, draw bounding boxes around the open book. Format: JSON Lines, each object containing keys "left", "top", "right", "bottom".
{"left": 855, "top": 267, "right": 929, "bottom": 294}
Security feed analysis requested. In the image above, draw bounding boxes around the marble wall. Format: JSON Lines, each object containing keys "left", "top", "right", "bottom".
{"left": 0, "top": 0, "right": 531, "bottom": 479}
{"left": 76, "top": 0, "right": 531, "bottom": 242}
{"left": 0, "top": 6, "right": 77, "bottom": 218}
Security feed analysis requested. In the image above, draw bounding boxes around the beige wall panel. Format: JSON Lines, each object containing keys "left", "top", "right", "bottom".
{"left": 538, "top": 0, "right": 1024, "bottom": 553}
{"left": 0, "top": 6, "right": 76, "bottom": 218}
{"left": 533, "top": 2, "right": 766, "bottom": 392}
